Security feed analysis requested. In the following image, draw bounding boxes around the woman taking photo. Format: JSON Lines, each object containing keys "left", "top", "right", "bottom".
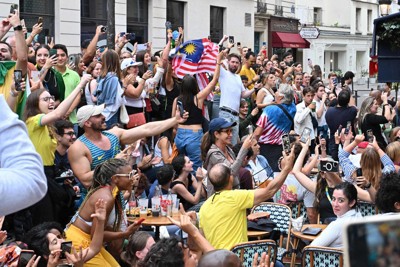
{"left": 358, "top": 94, "right": 393, "bottom": 150}
{"left": 311, "top": 182, "right": 362, "bottom": 248}
{"left": 65, "top": 158, "right": 142, "bottom": 266}
{"left": 34, "top": 44, "right": 66, "bottom": 106}
{"left": 339, "top": 132, "right": 395, "bottom": 202}
{"left": 201, "top": 118, "right": 252, "bottom": 196}
{"left": 171, "top": 155, "right": 206, "bottom": 211}
{"left": 172, "top": 52, "right": 224, "bottom": 171}
{"left": 24, "top": 75, "right": 90, "bottom": 226}
{"left": 292, "top": 141, "right": 346, "bottom": 224}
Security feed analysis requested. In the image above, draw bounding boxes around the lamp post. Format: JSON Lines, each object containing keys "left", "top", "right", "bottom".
{"left": 379, "top": 0, "right": 392, "bottom": 16}
{"left": 330, "top": 59, "right": 333, "bottom": 72}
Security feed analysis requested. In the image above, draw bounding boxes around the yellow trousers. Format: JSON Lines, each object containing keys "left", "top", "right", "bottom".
{"left": 65, "top": 224, "right": 119, "bottom": 267}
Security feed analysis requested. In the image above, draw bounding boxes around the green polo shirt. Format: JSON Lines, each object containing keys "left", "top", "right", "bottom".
{"left": 61, "top": 68, "right": 80, "bottom": 124}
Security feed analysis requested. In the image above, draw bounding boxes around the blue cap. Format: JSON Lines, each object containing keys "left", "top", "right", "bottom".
{"left": 209, "top": 118, "right": 237, "bottom": 134}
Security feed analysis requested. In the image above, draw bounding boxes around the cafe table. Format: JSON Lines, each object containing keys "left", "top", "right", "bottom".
{"left": 290, "top": 224, "right": 327, "bottom": 267}
{"left": 127, "top": 214, "right": 180, "bottom": 240}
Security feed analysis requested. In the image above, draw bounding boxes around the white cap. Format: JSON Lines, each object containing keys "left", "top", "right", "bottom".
{"left": 120, "top": 58, "right": 142, "bottom": 70}
{"left": 77, "top": 104, "right": 105, "bottom": 127}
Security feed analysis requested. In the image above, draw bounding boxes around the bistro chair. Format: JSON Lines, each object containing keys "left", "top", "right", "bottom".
{"left": 302, "top": 245, "right": 343, "bottom": 267}
{"left": 231, "top": 239, "right": 277, "bottom": 267}
{"left": 251, "top": 202, "right": 292, "bottom": 261}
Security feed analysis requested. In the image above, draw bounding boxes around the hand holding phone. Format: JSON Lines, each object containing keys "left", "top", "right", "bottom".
{"left": 177, "top": 100, "right": 184, "bottom": 117}
{"left": 60, "top": 241, "right": 72, "bottom": 259}
{"left": 17, "top": 250, "right": 35, "bottom": 267}
{"left": 366, "top": 129, "right": 374, "bottom": 143}
{"left": 282, "top": 134, "right": 291, "bottom": 154}
{"left": 300, "top": 127, "right": 311, "bottom": 144}
{"left": 14, "top": 70, "right": 22, "bottom": 91}
{"left": 37, "top": 17, "right": 43, "bottom": 25}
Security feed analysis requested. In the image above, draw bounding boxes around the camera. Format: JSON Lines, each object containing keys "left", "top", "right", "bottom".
{"left": 126, "top": 33, "right": 135, "bottom": 41}
{"left": 320, "top": 160, "right": 339, "bottom": 172}
{"left": 101, "top": 26, "right": 107, "bottom": 33}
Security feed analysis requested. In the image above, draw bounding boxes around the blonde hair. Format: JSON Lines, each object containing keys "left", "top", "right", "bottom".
{"left": 360, "top": 147, "right": 382, "bottom": 189}
{"left": 386, "top": 141, "right": 400, "bottom": 164}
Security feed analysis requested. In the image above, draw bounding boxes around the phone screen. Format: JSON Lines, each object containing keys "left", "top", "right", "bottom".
{"left": 282, "top": 134, "right": 291, "bottom": 154}
{"left": 14, "top": 70, "right": 22, "bottom": 91}
{"left": 18, "top": 250, "right": 35, "bottom": 267}
{"left": 367, "top": 129, "right": 374, "bottom": 143}
{"left": 60, "top": 241, "right": 72, "bottom": 259}
{"left": 38, "top": 17, "right": 43, "bottom": 25}
{"left": 300, "top": 128, "right": 311, "bottom": 143}
{"left": 229, "top": 36, "right": 235, "bottom": 44}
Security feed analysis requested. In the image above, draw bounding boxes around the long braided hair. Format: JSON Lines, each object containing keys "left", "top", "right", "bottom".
{"left": 84, "top": 158, "right": 128, "bottom": 231}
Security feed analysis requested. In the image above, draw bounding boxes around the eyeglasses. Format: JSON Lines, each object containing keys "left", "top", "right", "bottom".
{"left": 114, "top": 170, "right": 137, "bottom": 180}
{"left": 220, "top": 128, "right": 233, "bottom": 135}
{"left": 63, "top": 131, "right": 76, "bottom": 137}
{"left": 40, "top": 96, "right": 55, "bottom": 102}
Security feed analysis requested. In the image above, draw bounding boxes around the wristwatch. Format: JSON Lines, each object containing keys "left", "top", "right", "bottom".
{"left": 13, "top": 25, "right": 23, "bottom": 31}
{"left": 365, "top": 183, "right": 372, "bottom": 189}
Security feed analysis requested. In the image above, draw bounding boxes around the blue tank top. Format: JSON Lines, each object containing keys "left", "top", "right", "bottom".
{"left": 79, "top": 131, "right": 121, "bottom": 170}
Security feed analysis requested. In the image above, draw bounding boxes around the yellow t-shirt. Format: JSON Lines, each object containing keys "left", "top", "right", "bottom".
{"left": 26, "top": 114, "right": 57, "bottom": 166}
{"left": 199, "top": 190, "right": 254, "bottom": 249}
{"left": 0, "top": 65, "right": 16, "bottom": 100}
{"left": 239, "top": 65, "right": 256, "bottom": 89}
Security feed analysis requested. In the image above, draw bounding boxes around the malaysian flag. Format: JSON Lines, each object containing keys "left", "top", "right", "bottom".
{"left": 172, "top": 38, "right": 219, "bottom": 79}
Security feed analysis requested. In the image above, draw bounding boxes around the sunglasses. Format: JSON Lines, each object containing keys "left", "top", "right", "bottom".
{"left": 114, "top": 170, "right": 137, "bottom": 180}
{"left": 220, "top": 128, "right": 233, "bottom": 134}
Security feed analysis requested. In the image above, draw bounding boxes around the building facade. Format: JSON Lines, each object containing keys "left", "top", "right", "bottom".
{"left": 0, "top": 0, "right": 255, "bottom": 54}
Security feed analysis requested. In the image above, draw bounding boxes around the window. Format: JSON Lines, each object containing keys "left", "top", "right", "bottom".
{"left": 313, "top": 7, "right": 322, "bottom": 25}
{"left": 356, "top": 8, "right": 361, "bottom": 32}
{"left": 81, "top": 0, "right": 107, "bottom": 44}
{"left": 367, "top": 9, "right": 372, "bottom": 33}
{"left": 127, "top": 0, "right": 149, "bottom": 44}
{"left": 167, "top": 1, "right": 184, "bottom": 32}
{"left": 20, "top": 0, "right": 55, "bottom": 43}
{"left": 210, "top": 6, "right": 224, "bottom": 43}
{"left": 245, "top": 13, "right": 251, "bottom": 27}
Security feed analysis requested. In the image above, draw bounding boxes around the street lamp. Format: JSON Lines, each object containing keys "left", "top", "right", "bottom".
{"left": 330, "top": 59, "right": 333, "bottom": 71}
{"left": 379, "top": 0, "right": 392, "bottom": 16}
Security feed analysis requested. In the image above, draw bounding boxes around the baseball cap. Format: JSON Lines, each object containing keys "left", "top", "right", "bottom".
{"left": 120, "top": 58, "right": 142, "bottom": 70}
{"left": 209, "top": 118, "right": 237, "bottom": 134}
{"left": 77, "top": 104, "right": 105, "bottom": 127}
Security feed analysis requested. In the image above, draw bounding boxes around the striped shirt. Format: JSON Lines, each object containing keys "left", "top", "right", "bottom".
{"left": 79, "top": 131, "right": 121, "bottom": 170}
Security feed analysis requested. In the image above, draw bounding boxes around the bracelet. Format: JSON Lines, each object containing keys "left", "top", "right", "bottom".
{"left": 9, "top": 90, "right": 18, "bottom": 97}
{"left": 365, "top": 183, "right": 372, "bottom": 189}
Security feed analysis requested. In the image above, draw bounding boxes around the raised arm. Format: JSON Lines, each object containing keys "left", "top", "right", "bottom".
{"left": 197, "top": 52, "right": 224, "bottom": 100}
{"left": 25, "top": 23, "right": 42, "bottom": 46}
{"left": 292, "top": 141, "right": 317, "bottom": 193}
{"left": 254, "top": 149, "right": 295, "bottom": 205}
{"left": 84, "top": 199, "right": 106, "bottom": 260}
{"left": 40, "top": 75, "right": 91, "bottom": 126}
{"left": 82, "top": 26, "right": 105, "bottom": 65}
{"left": 9, "top": 11, "right": 28, "bottom": 77}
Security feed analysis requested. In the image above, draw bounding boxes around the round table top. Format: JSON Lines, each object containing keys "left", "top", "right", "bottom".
{"left": 291, "top": 224, "right": 327, "bottom": 241}
{"left": 248, "top": 230, "right": 270, "bottom": 238}
{"left": 127, "top": 215, "right": 180, "bottom": 226}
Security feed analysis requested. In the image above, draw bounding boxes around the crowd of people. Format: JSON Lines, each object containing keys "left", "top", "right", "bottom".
{"left": 1, "top": 9, "right": 400, "bottom": 267}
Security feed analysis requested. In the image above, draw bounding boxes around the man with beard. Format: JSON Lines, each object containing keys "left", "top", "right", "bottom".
{"left": 219, "top": 53, "right": 256, "bottom": 145}
{"left": 68, "top": 104, "right": 188, "bottom": 203}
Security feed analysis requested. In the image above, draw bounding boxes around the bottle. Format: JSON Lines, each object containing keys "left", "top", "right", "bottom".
{"left": 167, "top": 189, "right": 173, "bottom": 217}
{"left": 128, "top": 190, "right": 137, "bottom": 217}
{"left": 152, "top": 185, "right": 161, "bottom": 217}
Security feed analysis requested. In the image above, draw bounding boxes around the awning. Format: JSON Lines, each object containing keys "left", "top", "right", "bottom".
{"left": 272, "top": 32, "right": 310, "bottom": 48}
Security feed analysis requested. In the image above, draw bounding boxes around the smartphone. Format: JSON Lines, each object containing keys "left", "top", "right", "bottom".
{"left": 343, "top": 214, "right": 400, "bottom": 267}
{"left": 17, "top": 250, "right": 35, "bottom": 267}
{"left": 333, "top": 77, "right": 338, "bottom": 86}
{"left": 344, "top": 121, "right": 351, "bottom": 135}
{"left": 337, "top": 125, "right": 343, "bottom": 135}
{"left": 14, "top": 70, "right": 22, "bottom": 91}
{"left": 136, "top": 218, "right": 145, "bottom": 225}
{"left": 281, "top": 134, "right": 291, "bottom": 154}
{"left": 247, "top": 125, "right": 253, "bottom": 135}
{"left": 100, "top": 26, "right": 107, "bottom": 33}
{"left": 356, "top": 168, "right": 363, "bottom": 177}
{"left": 68, "top": 55, "right": 76, "bottom": 66}
{"left": 31, "top": 70, "right": 40, "bottom": 83}
{"left": 177, "top": 100, "right": 184, "bottom": 117}
{"left": 49, "top": 48, "right": 57, "bottom": 57}
{"left": 37, "top": 17, "right": 43, "bottom": 25}
{"left": 21, "top": 19, "right": 25, "bottom": 28}
{"left": 366, "top": 129, "right": 374, "bottom": 143}
{"left": 46, "top": 36, "right": 52, "bottom": 44}
{"left": 126, "top": 33, "right": 135, "bottom": 41}
{"left": 300, "top": 127, "right": 311, "bottom": 144}
{"left": 10, "top": 4, "right": 18, "bottom": 14}
{"left": 229, "top": 36, "right": 235, "bottom": 44}
{"left": 137, "top": 43, "right": 147, "bottom": 51}
{"left": 237, "top": 42, "right": 241, "bottom": 46}
{"left": 54, "top": 176, "right": 74, "bottom": 185}
{"left": 60, "top": 241, "right": 72, "bottom": 259}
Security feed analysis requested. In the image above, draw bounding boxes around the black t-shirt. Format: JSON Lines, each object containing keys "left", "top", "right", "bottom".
{"left": 319, "top": 186, "right": 336, "bottom": 223}
{"left": 361, "top": 113, "right": 388, "bottom": 150}
{"left": 325, "top": 106, "right": 358, "bottom": 138}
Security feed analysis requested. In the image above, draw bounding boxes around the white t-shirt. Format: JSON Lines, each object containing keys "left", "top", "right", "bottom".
{"left": 218, "top": 66, "right": 245, "bottom": 112}
{"left": 315, "top": 98, "right": 327, "bottom": 126}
